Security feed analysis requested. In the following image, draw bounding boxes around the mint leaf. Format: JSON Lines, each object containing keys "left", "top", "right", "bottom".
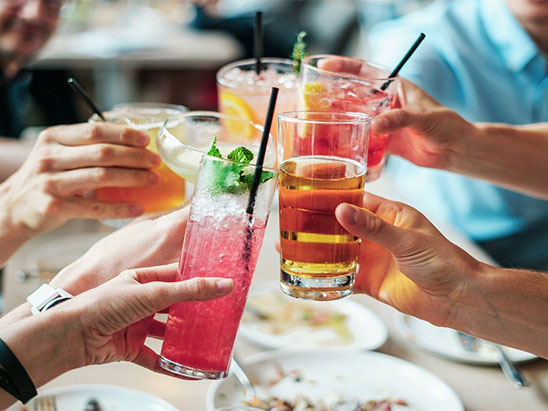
{"left": 292, "top": 31, "right": 308, "bottom": 74}
{"left": 207, "top": 136, "right": 222, "bottom": 158}
{"left": 227, "top": 146, "right": 253, "bottom": 164}
{"left": 204, "top": 137, "right": 275, "bottom": 195}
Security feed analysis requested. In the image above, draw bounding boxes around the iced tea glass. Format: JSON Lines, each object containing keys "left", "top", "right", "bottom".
{"left": 91, "top": 103, "right": 188, "bottom": 214}
{"left": 278, "top": 112, "right": 370, "bottom": 301}
{"left": 159, "top": 155, "right": 278, "bottom": 380}
{"left": 217, "top": 58, "right": 297, "bottom": 145}
{"left": 300, "top": 55, "right": 398, "bottom": 181}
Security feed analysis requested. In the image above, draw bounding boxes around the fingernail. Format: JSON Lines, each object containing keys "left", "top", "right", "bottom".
{"left": 340, "top": 204, "right": 361, "bottom": 225}
{"left": 130, "top": 204, "right": 144, "bottom": 215}
{"left": 149, "top": 172, "right": 160, "bottom": 184}
{"left": 138, "top": 132, "right": 149, "bottom": 146}
{"left": 150, "top": 152, "right": 161, "bottom": 166}
{"left": 372, "top": 116, "right": 389, "bottom": 132}
{"left": 216, "top": 279, "right": 233, "bottom": 293}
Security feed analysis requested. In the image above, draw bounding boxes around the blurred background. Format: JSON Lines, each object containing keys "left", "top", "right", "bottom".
{"left": 20, "top": 0, "right": 436, "bottom": 136}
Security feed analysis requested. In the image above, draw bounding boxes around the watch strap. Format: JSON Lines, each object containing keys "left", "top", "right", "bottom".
{"left": 0, "top": 338, "right": 37, "bottom": 404}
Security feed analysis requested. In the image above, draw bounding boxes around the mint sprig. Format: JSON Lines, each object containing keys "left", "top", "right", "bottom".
{"left": 205, "top": 137, "right": 275, "bottom": 195}
{"left": 292, "top": 31, "right": 308, "bottom": 74}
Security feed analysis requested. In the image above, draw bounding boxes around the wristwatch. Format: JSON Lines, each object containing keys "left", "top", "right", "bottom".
{"left": 26, "top": 284, "right": 73, "bottom": 315}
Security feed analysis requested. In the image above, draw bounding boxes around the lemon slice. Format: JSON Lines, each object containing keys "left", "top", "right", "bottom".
{"left": 219, "top": 91, "right": 257, "bottom": 141}
{"left": 302, "top": 82, "right": 329, "bottom": 111}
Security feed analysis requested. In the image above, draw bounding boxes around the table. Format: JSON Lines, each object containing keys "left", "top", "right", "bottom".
{"left": 4, "top": 176, "right": 548, "bottom": 410}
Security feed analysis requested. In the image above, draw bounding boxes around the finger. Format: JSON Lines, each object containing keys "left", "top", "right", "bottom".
{"left": 47, "top": 144, "right": 161, "bottom": 171}
{"left": 335, "top": 203, "right": 416, "bottom": 256}
{"left": 131, "top": 263, "right": 180, "bottom": 284}
{"left": 317, "top": 57, "right": 362, "bottom": 74}
{"left": 48, "top": 167, "right": 159, "bottom": 194}
{"left": 148, "top": 319, "right": 166, "bottom": 339}
{"left": 362, "top": 192, "right": 399, "bottom": 214}
{"left": 56, "top": 197, "right": 144, "bottom": 219}
{"left": 41, "top": 123, "right": 150, "bottom": 147}
{"left": 132, "top": 346, "right": 198, "bottom": 380}
{"left": 371, "top": 109, "right": 424, "bottom": 134}
{"left": 138, "top": 277, "right": 234, "bottom": 315}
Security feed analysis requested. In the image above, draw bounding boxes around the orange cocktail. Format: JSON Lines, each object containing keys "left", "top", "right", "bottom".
{"left": 94, "top": 103, "right": 187, "bottom": 213}
{"left": 278, "top": 112, "right": 370, "bottom": 301}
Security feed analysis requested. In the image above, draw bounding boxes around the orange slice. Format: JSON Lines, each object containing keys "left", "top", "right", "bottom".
{"left": 302, "top": 82, "right": 329, "bottom": 111}
{"left": 219, "top": 91, "right": 257, "bottom": 141}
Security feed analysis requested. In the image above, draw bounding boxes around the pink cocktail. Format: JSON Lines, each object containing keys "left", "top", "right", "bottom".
{"left": 159, "top": 154, "right": 277, "bottom": 380}
{"left": 300, "top": 55, "right": 398, "bottom": 181}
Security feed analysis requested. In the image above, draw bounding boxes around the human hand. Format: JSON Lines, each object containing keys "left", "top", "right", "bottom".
{"left": 65, "top": 263, "right": 233, "bottom": 372}
{"left": 372, "top": 79, "right": 477, "bottom": 169}
{"left": 51, "top": 205, "right": 191, "bottom": 296}
{"left": 335, "top": 194, "right": 483, "bottom": 327}
{"left": 1, "top": 122, "right": 160, "bottom": 236}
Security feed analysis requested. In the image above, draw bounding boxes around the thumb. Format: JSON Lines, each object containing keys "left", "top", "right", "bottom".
{"left": 335, "top": 203, "right": 415, "bottom": 256}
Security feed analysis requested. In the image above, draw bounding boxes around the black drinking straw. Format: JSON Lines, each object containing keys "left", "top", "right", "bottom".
{"left": 380, "top": 33, "right": 426, "bottom": 91}
{"left": 242, "top": 87, "right": 278, "bottom": 266}
{"left": 246, "top": 86, "right": 278, "bottom": 216}
{"left": 254, "top": 11, "right": 263, "bottom": 75}
{"left": 67, "top": 77, "right": 106, "bottom": 121}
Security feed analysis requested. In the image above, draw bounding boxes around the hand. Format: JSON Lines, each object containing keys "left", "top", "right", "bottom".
{"left": 335, "top": 194, "right": 483, "bottom": 327}
{"left": 372, "top": 79, "right": 477, "bottom": 169}
{"left": 66, "top": 264, "right": 233, "bottom": 372}
{"left": 51, "top": 205, "right": 191, "bottom": 295}
{"left": 1, "top": 122, "right": 161, "bottom": 236}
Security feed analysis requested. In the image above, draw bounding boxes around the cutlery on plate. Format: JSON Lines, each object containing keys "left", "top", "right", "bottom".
{"left": 231, "top": 351, "right": 258, "bottom": 404}
{"left": 456, "top": 331, "right": 531, "bottom": 388}
{"left": 34, "top": 395, "right": 57, "bottom": 411}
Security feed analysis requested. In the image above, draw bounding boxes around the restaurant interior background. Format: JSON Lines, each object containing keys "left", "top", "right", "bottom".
{"left": 4, "top": 1, "right": 548, "bottom": 410}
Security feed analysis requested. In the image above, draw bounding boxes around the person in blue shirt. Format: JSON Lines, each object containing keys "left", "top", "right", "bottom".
{"left": 366, "top": 0, "right": 548, "bottom": 270}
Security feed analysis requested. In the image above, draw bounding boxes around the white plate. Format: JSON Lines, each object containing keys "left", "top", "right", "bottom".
{"left": 240, "top": 287, "right": 387, "bottom": 351}
{"left": 207, "top": 349, "right": 463, "bottom": 411}
{"left": 394, "top": 313, "right": 537, "bottom": 365}
{"left": 8, "top": 384, "right": 178, "bottom": 411}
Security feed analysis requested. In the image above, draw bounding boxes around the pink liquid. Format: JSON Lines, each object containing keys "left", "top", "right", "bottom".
{"left": 301, "top": 82, "right": 393, "bottom": 168}
{"left": 161, "top": 216, "right": 266, "bottom": 373}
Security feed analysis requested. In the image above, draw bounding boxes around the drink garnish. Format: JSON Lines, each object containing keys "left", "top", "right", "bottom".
{"left": 206, "top": 137, "right": 275, "bottom": 194}
{"left": 291, "top": 31, "right": 308, "bottom": 74}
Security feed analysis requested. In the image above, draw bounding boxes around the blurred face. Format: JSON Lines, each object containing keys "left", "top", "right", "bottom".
{"left": 0, "top": 0, "right": 60, "bottom": 70}
{"left": 506, "top": 0, "right": 548, "bottom": 25}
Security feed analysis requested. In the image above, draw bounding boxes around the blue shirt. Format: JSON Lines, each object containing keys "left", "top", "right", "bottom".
{"left": 367, "top": 0, "right": 548, "bottom": 264}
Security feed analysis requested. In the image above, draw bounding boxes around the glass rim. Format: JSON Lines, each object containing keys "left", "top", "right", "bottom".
{"left": 277, "top": 111, "right": 371, "bottom": 125}
{"left": 112, "top": 102, "right": 189, "bottom": 113}
{"left": 301, "top": 54, "right": 397, "bottom": 82}
{"left": 159, "top": 110, "right": 277, "bottom": 172}
{"left": 201, "top": 153, "right": 278, "bottom": 174}
{"left": 216, "top": 57, "right": 296, "bottom": 86}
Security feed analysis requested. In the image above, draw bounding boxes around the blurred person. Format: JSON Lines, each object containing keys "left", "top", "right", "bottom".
{"left": 366, "top": 0, "right": 548, "bottom": 270}
{"left": 0, "top": 263, "right": 233, "bottom": 407}
{"left": 335, "top": 194, "right": 548, "bottom": 360}
{"left": 0, "top": 0, "right": 74, "bottom": 180}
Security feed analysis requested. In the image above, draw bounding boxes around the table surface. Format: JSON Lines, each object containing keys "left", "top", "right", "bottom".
{"left": 4, "top": 178, "right": 548, "bottom": 411}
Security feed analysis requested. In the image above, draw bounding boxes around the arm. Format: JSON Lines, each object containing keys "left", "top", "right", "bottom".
{"left": 374, "top": 79, "right": 548, "bottom": 199}
{"left": 335, "top": 194, "right": 548, "bottom": 359}
{"left": 0, "top": 264, "right": 233, "bottom": 409}
{"left": 0, "top": 138, "right": 33, "bottom": 182}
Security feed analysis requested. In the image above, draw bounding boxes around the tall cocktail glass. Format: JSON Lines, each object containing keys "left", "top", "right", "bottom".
{"left": 278, "top": 111, "right": 370, "bottom": 301}
{"left": 300, "top": 55, "right": 398, "bottom": 181}
{"left": 91, "top": 103, "right": 188, "bottom": 213}
{"left": 217, "top": 58, "right": 297, "bottom": 144}
{"left": 159, "top": 155, "right": 278, "bottom": 380}
{"left": 157, "top": 111, "right": 276, "bottom": 185}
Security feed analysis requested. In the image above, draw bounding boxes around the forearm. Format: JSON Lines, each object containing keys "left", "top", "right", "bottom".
{"left": 446, "top": 122, "right": 548, "bottom": 199}
{"left": 448, "top": 263, "right": 548, "bottom": 358}
{"left": 0, "top": 307, "right": 83, "bottom": 408}
{"left": 0, "top": 182, "right": 34, "bottom": 267}
{"left": 0, "top": 138, "right": 32, "bottom": 182}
